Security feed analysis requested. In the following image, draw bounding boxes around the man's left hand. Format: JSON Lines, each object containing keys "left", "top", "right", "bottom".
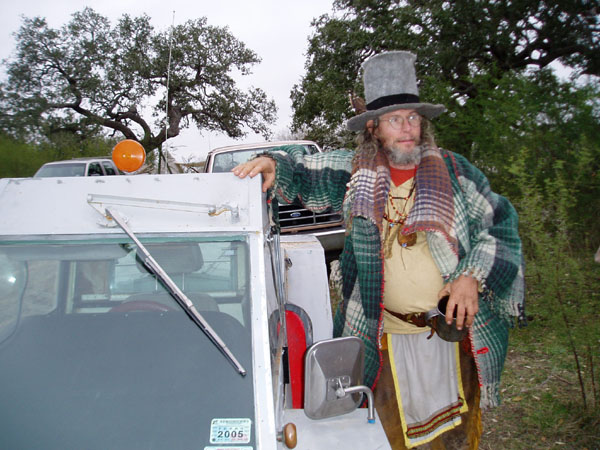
{"left": 438, "top": 275, "right": 479, "bottom": 330}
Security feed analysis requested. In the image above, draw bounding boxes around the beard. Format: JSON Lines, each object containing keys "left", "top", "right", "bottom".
{"left": 383, "top": 143, "right": 423, "bottom": 166}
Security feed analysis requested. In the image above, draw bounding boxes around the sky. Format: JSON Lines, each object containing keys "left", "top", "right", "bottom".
{"left": 0, "top": 0, "right": 335, "bottom": 162}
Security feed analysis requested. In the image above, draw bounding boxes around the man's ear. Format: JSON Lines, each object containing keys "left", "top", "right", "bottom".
{"left": 366, "top": 119, "right": 376, "bottom": 136}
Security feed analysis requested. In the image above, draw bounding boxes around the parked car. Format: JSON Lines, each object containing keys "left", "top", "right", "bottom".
{"left": 34, "top": 157, "right": 120, "bottom": 178}
{"left": 204, "top": 141, "right": 345, "bottom": 254}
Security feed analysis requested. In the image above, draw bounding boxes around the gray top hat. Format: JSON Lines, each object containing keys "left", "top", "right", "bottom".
{"left": 346, "top": 51, "right": 446, "bottom": 132}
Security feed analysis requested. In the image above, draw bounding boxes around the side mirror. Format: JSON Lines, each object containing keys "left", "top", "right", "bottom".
{"left": 303, "top": 336, "right": 374, "bottom": 422}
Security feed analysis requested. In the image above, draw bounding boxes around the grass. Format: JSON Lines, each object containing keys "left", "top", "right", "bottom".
{"left": 480, "top": 325, "right": 600, "bottom": 449}
{"left": 479, "top": 254, "right": 600, "bottom": 450}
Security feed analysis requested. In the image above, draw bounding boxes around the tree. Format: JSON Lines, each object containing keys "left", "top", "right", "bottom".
{"left": 291, "top": 0, "right": 600, "bottom": 245}
{"left": 291, "top": 0, "right": 599, "bottom": 147}
{"left": 0, "top": 8, "right": 277, "bottom": 154}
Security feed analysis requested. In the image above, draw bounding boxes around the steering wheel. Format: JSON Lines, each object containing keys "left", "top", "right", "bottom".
{"left": 110, "top": 300, "right": 175, "bottom": 313}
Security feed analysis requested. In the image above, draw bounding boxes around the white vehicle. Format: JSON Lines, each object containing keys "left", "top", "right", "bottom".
{"left": 0, "top": 149, "right": 389, "bottom": 449}
{"left": 34, "top": 157, "right": 121, "bottom": 177}
{"left": 204, "top": 141, "right": 345, "bottom": 254}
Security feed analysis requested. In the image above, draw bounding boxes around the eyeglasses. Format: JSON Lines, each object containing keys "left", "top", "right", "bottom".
{"left": 378, "top": 113, "right": 422, "bottom": 130}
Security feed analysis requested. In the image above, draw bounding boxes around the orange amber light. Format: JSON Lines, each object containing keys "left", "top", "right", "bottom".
{"left": 112, "top": 140, "right": 146, "bottom": 173}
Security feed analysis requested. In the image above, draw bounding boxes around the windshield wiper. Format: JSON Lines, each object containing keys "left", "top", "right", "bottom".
{"left": 105, "top": 207, "right": 246, "bottom": 377}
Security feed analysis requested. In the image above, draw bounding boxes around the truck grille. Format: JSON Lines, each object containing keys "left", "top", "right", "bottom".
{"left": 277, "top": 200, "right": 343, "bottom": 233}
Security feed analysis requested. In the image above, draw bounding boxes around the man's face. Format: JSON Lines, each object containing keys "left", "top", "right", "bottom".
{"left": 371, "top": 109, "right": 422, "bottom": 166}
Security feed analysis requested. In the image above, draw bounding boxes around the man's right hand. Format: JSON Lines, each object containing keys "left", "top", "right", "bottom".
{"left": 231, "top": 156, "right": 277, "bottom": 193}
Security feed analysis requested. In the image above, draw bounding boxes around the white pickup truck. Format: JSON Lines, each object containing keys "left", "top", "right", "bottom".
{"left": 204, "top": 140, "right": 345, "bottom": 255}
{"left": 0, "top": 151, "right": 390, "bottom": 449}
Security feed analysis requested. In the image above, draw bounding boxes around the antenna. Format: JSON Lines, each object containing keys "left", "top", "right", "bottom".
{"left": 162, "top": 10, "right": 176, "bottom": 174}
{"left": 165, "top": 10, "right": 176, "bottom": 139}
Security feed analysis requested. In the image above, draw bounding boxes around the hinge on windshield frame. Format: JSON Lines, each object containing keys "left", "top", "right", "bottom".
{"left": 87, "top": 193, "right": 240, "bottom": 227}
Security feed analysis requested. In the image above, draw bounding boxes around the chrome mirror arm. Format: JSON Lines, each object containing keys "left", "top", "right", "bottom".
{"left": 334, "top": 380, "right": 375, "bottom": 424}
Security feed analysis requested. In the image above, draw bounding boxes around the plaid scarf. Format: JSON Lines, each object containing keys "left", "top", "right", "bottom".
{"left": 350, "top": 145, "right": 458, "bottom": 252}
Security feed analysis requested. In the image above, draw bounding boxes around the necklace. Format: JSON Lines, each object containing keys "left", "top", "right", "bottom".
{"left": 382, "top": 180, "right": 418, "bottom": 258}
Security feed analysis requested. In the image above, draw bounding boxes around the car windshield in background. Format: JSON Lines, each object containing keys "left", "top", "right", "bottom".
{"left": 0, "top": 237, "right": 256, "bottom": 449}
{"left": 34, "top": 162, "right": 86, "bottom": 177}
{"left": 212, "top": 149, "right": 263, "bottom": 173}
{"left": 211, "top": 144, "right": 319, "bottom": 173}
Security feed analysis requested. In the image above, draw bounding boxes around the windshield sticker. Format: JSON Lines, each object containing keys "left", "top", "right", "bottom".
{"left": 209, "top": 418, "right": 252, "bottom": 445}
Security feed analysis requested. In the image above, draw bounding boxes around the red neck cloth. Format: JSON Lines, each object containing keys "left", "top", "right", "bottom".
{"left": 390, "top": 166, "right": 417, "bottom": 186}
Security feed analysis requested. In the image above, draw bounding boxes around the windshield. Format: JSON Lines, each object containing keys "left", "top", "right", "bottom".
{"left": 34, "top": 162, "right": 87, "bottom": 177}
{"left": 212, "top": 149, "right": 264, "bottom": 172}
{"left": 210, "top": 144, "right": 319, "bottom": 173}
{"left": 0, "top": 237, "right": 256, "bottom": 449}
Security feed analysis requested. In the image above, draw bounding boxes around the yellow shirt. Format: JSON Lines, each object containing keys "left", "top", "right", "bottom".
{"left": 382, "top": 180, "right": 444, "bottom": 334}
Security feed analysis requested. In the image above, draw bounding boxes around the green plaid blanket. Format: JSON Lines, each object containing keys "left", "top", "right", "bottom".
{"left": 269, "top": 144, "right": 525, "bottom": 408}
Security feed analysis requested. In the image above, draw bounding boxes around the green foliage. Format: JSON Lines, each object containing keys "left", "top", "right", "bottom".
{"left": 292, "top": 0, "right": 599, "bottom": 138}
{"left": 0, "top": 133, "right": 119, "bottom": 178}
{"left": 0, "top": 8, "right": 277, "bottom": 154}
{"left": 475, "top": 146, "right": 600, "bottom": 447}
{"left": 0, "top": 135, "right": 46, "bottom": 178}
{"left": 42, "top": 133, "right": 120, "bottom": 161}
{"left": 292, "top": 0, "right": 600, "bottom": 248}
{"left": 509, "top": 147, "right": 599, "bottom": 412}
{"left": 435, "top": 71, "right": 600, "bottom": 230}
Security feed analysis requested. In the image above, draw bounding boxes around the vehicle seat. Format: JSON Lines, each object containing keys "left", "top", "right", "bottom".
{"left": 119, "top": 243, "right": 220, "bottom": 312}
{"left": 133, "top": 243, "right": 204, "bottom": 289}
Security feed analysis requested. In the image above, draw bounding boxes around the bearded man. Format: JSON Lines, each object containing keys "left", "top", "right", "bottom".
{"left": 233, "top": 51, "right": 525, "bottom": 449}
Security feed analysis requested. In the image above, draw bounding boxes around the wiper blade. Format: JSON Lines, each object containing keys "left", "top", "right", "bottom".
{"left": 105, "top": 207, "right": 246, "bottom": 377}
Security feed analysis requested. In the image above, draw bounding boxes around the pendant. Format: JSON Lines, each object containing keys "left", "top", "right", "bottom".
{"left": 384, "top": 224, "right": 400, "bottom": 258}
{"left": 398, "top": 232, "right": 417, "bottom": 248}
